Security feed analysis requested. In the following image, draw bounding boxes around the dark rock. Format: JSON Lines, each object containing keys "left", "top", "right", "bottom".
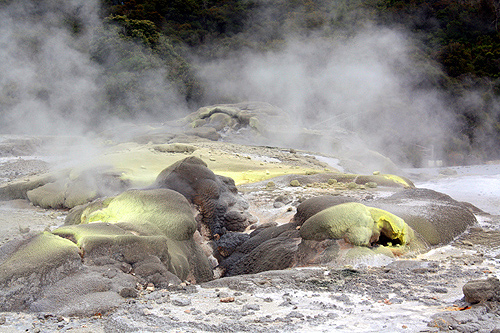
{"left": 224, "top": 230, "right": 301, "bottom": 277}
{"left": 223, "top": 210, "right": 250, "bottom": 232}
{"left": 119, "top": 287, "right": 138, "bottom": 298}
{"left": 151, "top": 156, "right": 252, "bottom": 238}
{"left": 249, "top": 222, "right": 278, "bottom": 234}
{"left": 236, "top": 223, "right": 298, "bottom": 255}
{"left": 463, "top": 277, "right": 500, "bottom": 304}
{"left": 215, "top": 232, "right": 250, "bottom": 258}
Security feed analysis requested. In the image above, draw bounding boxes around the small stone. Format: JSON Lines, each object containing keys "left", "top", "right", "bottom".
{"left": 463, "top": 277, "right": 500, "bottom": 304}
{"left": 220, "top": 297, "right": 235, "bottom": 303}
{"left": 119, "top": 287, "right": 138, "bottom": 298}
{"left": 347, "top": 182, "right": 357, "bottom": 190}
{"left": 430, "top": 287, "right": 448, "bottom": 294}
{"left": 0, "top": 316, "right": 5, "bottom": 325}
{"left": 217, "top": 291, "right": 231, "bottom": 298}
{"left": 289, "top": 180, "right": 301, "bottom": 187}
{"left": 273, "top": 201, "right": 285, "bottom": 208}
{"left": 119, "top": 263, "right": 132, "bottom": 273}
{"left": 243, "top": 304, "right": 261, "bottom": 311}
{"left": 172, "top": 298, "right": 192, "bottom": 306}
{"left": 146, "top": 283, "right": 155, "bottom": 292}
{"left": 327, "top": 179, "right": 337, "bottom": 185}
{"left": 286, "top": 311, "right": 304, "bottom": 318}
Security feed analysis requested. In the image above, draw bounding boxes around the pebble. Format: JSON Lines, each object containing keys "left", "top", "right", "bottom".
{"left": 119, "top": 287, "right": 138, "bottom": 298}
{"left": 220, "top": 297, "right": 235, "bottom": 303}
{"left": 287, "top": 311, "right": 304, "bottom": 319}
{"left": 171, "top": 297, "right": 191, "bottom": 306}
{"left": 242, "top": 304, "right": 260, "bottom": 311}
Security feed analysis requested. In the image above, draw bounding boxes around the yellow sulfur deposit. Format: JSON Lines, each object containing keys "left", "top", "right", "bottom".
{"left": 299, "top": 202, "right": 414, "bottom": 247}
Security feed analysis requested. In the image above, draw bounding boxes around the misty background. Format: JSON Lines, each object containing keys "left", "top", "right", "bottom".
{"left": 0, "top": 0, "right": 499, "bottom": 167}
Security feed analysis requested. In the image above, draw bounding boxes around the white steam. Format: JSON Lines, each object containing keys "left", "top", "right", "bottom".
{"left": 0, "top": 0, "right": 102, "bottom": 135}
{"left": 197, "top": 27, "right": 453, "bottom": 165}
{"left": 0, "top": 0, "right": 188, "bottom": 137}
{"left": 0, "top": 1, "right": 480, "bottom": 167}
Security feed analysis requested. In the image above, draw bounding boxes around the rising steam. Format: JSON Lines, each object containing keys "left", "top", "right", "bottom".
{"left": 0, "top": 0, "right": 488, "bottom": 167}
{"left": 0, "top": 0, "right": 189, "bottom": 137}
{"left": 196, "top": 27, "right": 454, "bottom": 166}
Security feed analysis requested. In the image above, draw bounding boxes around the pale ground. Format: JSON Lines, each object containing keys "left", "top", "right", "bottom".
{"left": 0, "top": 137, "right": 499, "bottom": 332}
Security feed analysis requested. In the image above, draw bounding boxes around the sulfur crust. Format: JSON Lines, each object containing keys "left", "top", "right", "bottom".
{"left": 299, "top": 202, "right": 415, "bottom": 247}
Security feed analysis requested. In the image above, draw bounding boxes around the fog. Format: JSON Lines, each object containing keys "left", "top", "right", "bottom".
{"left": 0, "top": 0, "right": 189, "bottom": 138}
{"left": 196, "top": 28, "right": 454, "bottom": 165}
{"left": 0, "top": 0, "right": 490, "bottom": 167}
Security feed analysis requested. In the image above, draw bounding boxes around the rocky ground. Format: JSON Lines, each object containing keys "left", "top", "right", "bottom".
{"left": 0, "top": 133, "right": 499, "bottom": 332}
{"left": 0, "top": 220, "right": 499, "bottom": 333}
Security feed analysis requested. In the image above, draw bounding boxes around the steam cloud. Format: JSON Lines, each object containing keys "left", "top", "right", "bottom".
{"left": 196, "top": 27, "right": 454, "bottom": 166}
{"left": 0, "top": 0, "right": 188, "bottom": 137}
{"left": 1, "top": 0, "right": 488, "bottom": 167}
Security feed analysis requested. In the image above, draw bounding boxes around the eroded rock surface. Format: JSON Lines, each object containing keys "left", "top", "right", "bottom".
{"left": 150, "top": 156, "right": 254, "bottom": 237}
{"left": 0, "top": 138, "right": 481, "bottom": 320}
{"left": 0, "top": 187, "right": 214, "bottom": 315}
{"left": 218, "top": 185, "right": 477, "bottom": 277}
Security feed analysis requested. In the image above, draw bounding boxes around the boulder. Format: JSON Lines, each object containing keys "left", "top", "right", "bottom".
{"left": 151, "top": 156, "right": 252, "bottom": 237}
{"left": 299, "top": 202, "right": 414, "bottom": 247}
{"left": 223, "top": 230, "right": 302, "bottom": 277}
{"left": 370, "top": 188, "right": 477, "bottom": 245}
{"left": 292, "top": 195, "right": 358, "bottom": 226}
{"left": 26, "top": 167, "right": 129, "bottom": 209}
{"left": 294, "top": 188, "right": 477, "bottom": 247}
{"left": 0, "top": 232, "right": 82, "bottom": 312}
{"left": 181, "top": 102, "right": 291, "bottom": 141}
{"left": 63, "top": 188, "right": 213, "bottom": 283}
{"left": 463, "top": 277, "right": 500, "bottom": 304}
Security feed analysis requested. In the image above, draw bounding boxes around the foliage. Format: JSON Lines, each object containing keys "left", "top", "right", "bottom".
{"left": 376, "top": 0, "right": 499, "bottom": 80}
{"left": 102, "top": 0, "right": 255, "bottom": 46}
{"left": 90, "top": 18, "right": 203, "bottom": 118}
